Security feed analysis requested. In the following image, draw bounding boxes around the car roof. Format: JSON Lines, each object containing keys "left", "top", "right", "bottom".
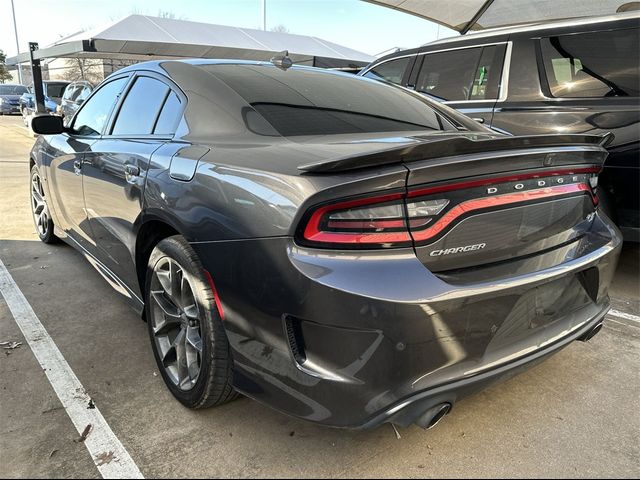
{"left": 427, "top": 10, "right": 640, "bottom": 46}
{"left": 111, "top": 58, "right": 353, "bottom": 80}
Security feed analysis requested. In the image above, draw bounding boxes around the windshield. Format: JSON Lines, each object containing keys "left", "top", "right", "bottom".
{"left": 0, "top": 85, "right": 29, "bottom": 95}
{"left": 201, "top": 64, "right": 453, "bottom": 137}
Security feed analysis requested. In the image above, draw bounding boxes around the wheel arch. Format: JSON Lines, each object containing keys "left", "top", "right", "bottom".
{"left": 134, "top": 216, "right": 181, "bottom": 313}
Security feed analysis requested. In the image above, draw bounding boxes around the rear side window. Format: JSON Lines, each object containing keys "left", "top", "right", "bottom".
{"left": 112, "top": 77, "right": 170, "bottom": 135}
{"left": 73, "top": 77, "right": 128, "bottom": 136}
{"left": 540, "top": 28, "right": 640, "bottom": 98}
{"left": 415, "top": 45, "right": 504, "bottom": 101}
{"left": 363, "top": 57, "right": 412, "bottom": 85}
{"left": 76, "top": 86, "right": 92, "bottom": 102}
{"left": 153, "top": 91, "right": 182, "bottom": 135}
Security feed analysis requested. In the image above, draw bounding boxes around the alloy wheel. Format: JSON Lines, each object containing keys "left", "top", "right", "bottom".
{"left": 149, "top": 257, "right": 203, "bottom": 391}
{"left": 31, "top": 171, "right": 50, "bottom": 237}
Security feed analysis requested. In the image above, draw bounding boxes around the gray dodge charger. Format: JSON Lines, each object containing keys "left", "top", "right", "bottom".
{"left": 29, "top": 59, "right": 621, "bottom": 430}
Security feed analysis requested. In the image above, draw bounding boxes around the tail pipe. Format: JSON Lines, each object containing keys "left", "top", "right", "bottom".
{"left": 414, "top": 402, "right": 452, "bottom": 430}
{"left": 578, "top": 321, "right": 604, "bottom": 342}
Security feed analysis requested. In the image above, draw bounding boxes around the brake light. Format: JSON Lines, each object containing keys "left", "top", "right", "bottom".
{"left": 302, "top": 192, "right": 412, "bottom": 246}
{"left": 300, "top": 168, "right": 599, "bottom": 249}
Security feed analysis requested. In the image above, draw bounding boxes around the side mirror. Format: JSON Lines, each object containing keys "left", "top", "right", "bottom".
{"left": 31, "top": 114, "right": 65, "bottom": 135}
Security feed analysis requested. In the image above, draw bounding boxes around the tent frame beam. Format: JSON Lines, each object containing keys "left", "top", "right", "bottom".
{"left": 7, "top": 40, "right": 93, "bottom": 65}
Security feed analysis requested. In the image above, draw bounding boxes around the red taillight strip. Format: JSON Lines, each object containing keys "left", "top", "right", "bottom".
{"left": 411, "top": 183, "right": 591, "bottom": 242}
{"left": 304, "top": 230, "right": 412, "bottom": 244}
{"left": 407, "top": 167, "right": 600, "bottom": 198}
{"left": 327, "top": 219, "right": 407, "bottom": 229}
{"left": 204, "top": 270, "right": 225, "bottom": 321}
{"left": 303, "top": 192, "right": 408, "bottom": 245}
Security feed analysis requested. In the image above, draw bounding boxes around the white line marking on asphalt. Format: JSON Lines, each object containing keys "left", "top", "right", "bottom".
{"left": 607, "top": 318, "right": 640, "bottom": 329}
{"left": 608, "top": 309, "right": 640, "bottom": 324}
{"left": 0, "top": 258, "right": 144, "bottom": 479}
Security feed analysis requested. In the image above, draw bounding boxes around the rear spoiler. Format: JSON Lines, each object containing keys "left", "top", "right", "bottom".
{"left": 298, "top": 133, "right": 614, "bottom": 174}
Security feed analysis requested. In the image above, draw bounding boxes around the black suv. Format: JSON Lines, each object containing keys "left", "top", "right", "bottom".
{"left": 360, "top": 13, "right": 639, "bottom": 241}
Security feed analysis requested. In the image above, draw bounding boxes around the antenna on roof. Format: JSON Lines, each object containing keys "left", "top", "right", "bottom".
{"left": 270, "top": 50, "right": 293, "bottom": 70}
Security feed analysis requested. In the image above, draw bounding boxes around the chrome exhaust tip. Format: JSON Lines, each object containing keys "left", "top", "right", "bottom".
{"left": 578, "top": 321, "right": 604, "bottom": 342}
{"left": 415, "top": 403, "right": 452, "bottom": 430}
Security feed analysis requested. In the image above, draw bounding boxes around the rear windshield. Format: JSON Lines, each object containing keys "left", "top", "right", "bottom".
{"left": 0, "top": 85, "right": 28, "bottom": 95}
{"left": 45, "top": 83, "right": 69, "bottom": 98}
{"left": 200, "top": 64, "right": 451, "bottom": 137}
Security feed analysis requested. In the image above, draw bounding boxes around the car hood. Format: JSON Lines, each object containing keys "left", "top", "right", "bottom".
{"left": 0, "top": 95, "right": 21, "bottom": 102}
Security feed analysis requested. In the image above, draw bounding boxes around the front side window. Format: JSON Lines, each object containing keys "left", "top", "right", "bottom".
{"left": 72, "top": 77, "right": 128, "bottom": 136}
{"left": 112, "top": 76, "right": 169, "bottom": 135}
{"left": 540, "top": 28, "right": 640, "bottom": 98}
{"left": 416, "top": 48, "right": 488, "bottom": 101}
{"left": 363, "top": 57, "right": 412, "bottom": 85}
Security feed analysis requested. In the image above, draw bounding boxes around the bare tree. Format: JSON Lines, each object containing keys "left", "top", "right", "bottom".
{"left": 158, "top": 10, "right": 183, "bottom": 19}
{"left": 127, "top": 7, "right": 187, "bottom": 20}
{"left": 61, "top": 58, "right": 103, "bottom": 84}
{"left": 270, "top": 24, "right": 290, "bottom": 34}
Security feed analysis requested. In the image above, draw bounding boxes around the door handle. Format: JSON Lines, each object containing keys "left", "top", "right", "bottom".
{"left": 471, "top": 117, "right": 486, "bottom": 124}
{"left": 73, "top": 159, "right": 82, "bottom": 175}
{"left": 124, "top": 164, "right": 140, "bottom": 184}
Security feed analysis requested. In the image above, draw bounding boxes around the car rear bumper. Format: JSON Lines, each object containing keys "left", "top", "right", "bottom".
{"left": 0, "top": 104, "right": 21, "bottom": 114}
{"left": 356, "top": 304, "right": 608, "bottom": 429}
{"left": 191, "top": 211, "right": 622, "bottom": 428}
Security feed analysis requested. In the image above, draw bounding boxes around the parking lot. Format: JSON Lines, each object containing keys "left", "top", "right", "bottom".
{"left": 0, "top": 113, "right": 638, "bottom": 478}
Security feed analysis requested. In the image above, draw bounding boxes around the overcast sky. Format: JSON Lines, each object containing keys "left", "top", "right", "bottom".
{"left": 0, "top": 0, "right": 456, "bottom": 59}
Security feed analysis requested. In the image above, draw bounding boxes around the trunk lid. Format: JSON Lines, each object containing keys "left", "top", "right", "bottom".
{"left": 298, "top": 133, "right": 609, "bottom": 272}
{"left": 401, "top": 135, "right": 608, "bottom": 272}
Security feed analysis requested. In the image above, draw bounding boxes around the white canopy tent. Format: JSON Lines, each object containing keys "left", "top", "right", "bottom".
{"left": 7, "top": 14, "right": 374, "bottom": 68}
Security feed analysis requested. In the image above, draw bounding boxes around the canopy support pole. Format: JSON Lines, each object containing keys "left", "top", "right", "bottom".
{"left": 29, "top": 42, "right": 45, "bottom": 114}
{"left": 460, "top": 0, "right": 496, "bottom": 34}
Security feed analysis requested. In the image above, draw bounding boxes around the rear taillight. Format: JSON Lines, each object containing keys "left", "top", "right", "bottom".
{"left": 299, "top": 168, "right": 600, "bottom": 249}
{"left": 302, "top": 192, "right": 412, "bottom": 247}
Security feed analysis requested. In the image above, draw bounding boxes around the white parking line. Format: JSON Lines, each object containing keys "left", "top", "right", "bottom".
{"left": 608, "top": 309, "right": 640, "bottom": 324}
{"left": 0, "top": 258, "right": 143, "bottom": 479}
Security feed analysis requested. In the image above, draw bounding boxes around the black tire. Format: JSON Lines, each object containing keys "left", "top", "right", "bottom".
{"left": 145, "top": 235, "right": 237, "bottom": 409}
{"left": 30, "top": 165, "right": 59, "bottom": 244}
